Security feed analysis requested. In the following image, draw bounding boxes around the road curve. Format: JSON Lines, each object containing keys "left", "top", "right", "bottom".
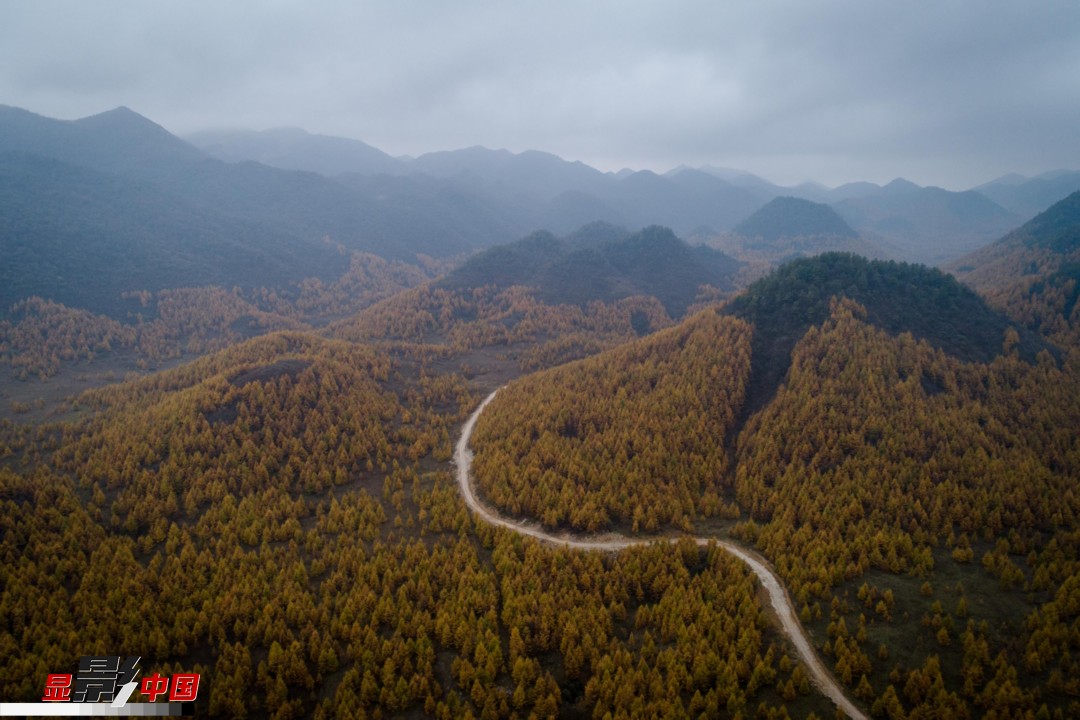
{"left": 455, "top": 389, "right": 867, "bottom": 720}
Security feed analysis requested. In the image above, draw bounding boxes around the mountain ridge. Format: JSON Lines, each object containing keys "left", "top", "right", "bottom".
{"left": 439, "top": 224, "right": 742, "bottom": 317}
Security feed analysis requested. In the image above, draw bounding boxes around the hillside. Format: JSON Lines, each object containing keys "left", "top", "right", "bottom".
{"left": 0, "top": 317, "right": 824, "bottom": 718}
{"left": 472, "top": 310, "right": 751, "bottom": 532}
{"left": 722, "top": 253, "right": 1048, "bottom": 414}
{"left": 0, "top": 152, "right": 348, "bottom": 317}
{"left": 470, "top": 253, "right": 1057, "bottom": 534}
{"left": 949, "top": 191, "right": 1080, "bottom": 347}
{"left": 469, "top": 260, "right": 1080, "bottom": 717}
{"left": 439, "top": 224, "right": 743, "bottom": 317}
{"left": 5, "top": 202, "right": 1080, "bottom": 719}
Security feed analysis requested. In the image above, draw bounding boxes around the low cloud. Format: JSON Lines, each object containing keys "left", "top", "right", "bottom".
{"left": 1, "top": 0, "right": 1077, "bottom": 188}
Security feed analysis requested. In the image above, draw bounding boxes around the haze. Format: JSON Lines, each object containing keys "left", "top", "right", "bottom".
{"left": 2, "top": 0, "right": 1078, "bottom": 188}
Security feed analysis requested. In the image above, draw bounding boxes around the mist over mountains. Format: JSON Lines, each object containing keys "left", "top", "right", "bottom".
{"left": 3, "top": 103, "right": 1080, "bottom": 318}
{"left": 186, "top": 123, "right": 1080, "bottom": 267}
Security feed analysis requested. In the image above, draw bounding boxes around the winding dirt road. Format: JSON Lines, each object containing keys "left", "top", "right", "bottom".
{"left": 455, "top": 389, "right": 867, "bottom": 720}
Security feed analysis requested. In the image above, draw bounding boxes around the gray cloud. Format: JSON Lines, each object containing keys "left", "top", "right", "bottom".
{"left": 1, "top": 0, "right": 1077, "bottom": 188}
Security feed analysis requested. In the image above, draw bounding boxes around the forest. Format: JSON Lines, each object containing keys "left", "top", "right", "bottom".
{"left": 2, "top": 211, "right": 1079, "bottom": 719}
{"left": 0, "top": 324, "right": 829, "bottom": 719}
{"left": 465, "top": 252, "right": 1080, "bottom": 718}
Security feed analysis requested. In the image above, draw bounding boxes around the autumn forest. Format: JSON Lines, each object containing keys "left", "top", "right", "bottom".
{"left": 3, "top": 155, "right": 1080, "bottom": 720}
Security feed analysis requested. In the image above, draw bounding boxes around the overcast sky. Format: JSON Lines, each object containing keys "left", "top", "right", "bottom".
{"left": 2, "top": 1, "right": 1078, "bottom": 189}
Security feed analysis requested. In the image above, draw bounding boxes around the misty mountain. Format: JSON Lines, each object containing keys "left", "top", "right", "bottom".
{"left": 671, "top": 164, "right": 781, "bottom": 192}
{"left": 0, "top": 105, "right": 531, "bottom": 260}
{"left": 826, "top": 180, "right": 889, "bottom": 201}
{"left": 440, "top": 224, "right": 742, "bottom": 317}
{"left": 409, "top": 146, "right": 611, "bottom": 201}
{"left": 573, "top": 169, "right": 764, "bottom": 237}
{"left": 734, "top": 196, "right": 858, "bottom": 241}
{"left": 186, "top": 127, "right": 405, "bottom": 176}
{"left": 335, "top": 171, "right": 541, "bottom": 248}
{"left": 5, "top": 103, "right": 1075, "bottom": 306}
{"left": 0, "top": 105, "right": 205, "bottom": 182}
{"left": 534, "top": 191, "right": 626, "bottom": 236}
{"left": 185, "top": 126, "right": 770, "bottom": 236}
{"left": 716, "top": 196, "right": 884, "bottom": 265}
{"left": 832, "top": 184, "right": 1020, "bottom": 265}
{"left": 0, "top": 151, "right": 344, "bottom": 317}
{"left": 402, "top": 147, "right": 764, "bottom": 234}
{"left": 975, "top": 170, "right": 1080, "bottom": 219}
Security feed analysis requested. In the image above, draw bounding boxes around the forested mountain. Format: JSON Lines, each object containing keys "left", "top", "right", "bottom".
{"left": 1, "top": 314, "right": 831, "bottom": 718}
{"left": 439, "top": 224, "right": 742, "bottom": 317}
{"left": 950, "top": 190, "right": 1080, "bottom": 348}
{"left": 0, "top": 104, "right": 204, "bottom": 181}
{"left": 469, "top": 255, "right": 1080, "bottom": 718}
{"left": 0, "top": 105, "right": 529, "bottom": 269}
{"left": 4, "top": 195, "right": 1080, "bottom": 718}
{"left": 327, "top": 223, "right": 741, "bottom": 376}
{"left": 6, "top": 91, "right": 1080, "bottom": 720}
{"left": 0, "top": 152, "right": 344, "bottom": 316}
{"left": 722, "top": 253, "right": 1049, "bottom": 415}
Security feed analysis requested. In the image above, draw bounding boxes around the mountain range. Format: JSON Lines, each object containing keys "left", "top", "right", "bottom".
{"left": 4, "top": 103, "right": 1080, "bottom": 319}
{"left": 184, "top": 118, "right": 1080, "bottom": 263}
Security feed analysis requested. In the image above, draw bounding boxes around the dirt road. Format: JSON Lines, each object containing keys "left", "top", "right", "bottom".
{"left": 455, "top": 389, "right": 867, "bottom": 720}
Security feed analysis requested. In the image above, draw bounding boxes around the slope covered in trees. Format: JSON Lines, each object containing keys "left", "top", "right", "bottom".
{"left": 733, "top": 298, "right": 1080, "bottom": 718}
{"left": 723, "top": 252, "right": 1049, "bottom": 414}
{"left": 950, "top": 191, "right": 1080, "bottom": 349}
{"left": 439, "top": 224, "right": 742, "bottom": 317}
{"left": 467, "top": 259, "right": 1080, "bottom": 717}
{"left": 0, "top": 253, "right": 431, "bottom": 384}
{"left": 0, "top": 325, "right": 823, "bottom": 719}
{"left": 0, "top": 152, "right": 345, "bottom": 317}
{"left": 471, "top": 310, "right": 752, "bottom": 532}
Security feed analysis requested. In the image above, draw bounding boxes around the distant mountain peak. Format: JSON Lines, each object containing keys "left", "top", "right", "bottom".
{"left": 883, "top": 177, "right": 920, "bottom": 194}
{"left": 977, "top": 172, "right": 1028, "bottom": 189}
{"left": 77, "top": 105, "right": 167, "bottom": 130}
{"left": 186, "top": 125, "right": 402, "bottom": 176}
{"left": 735, "top": 196, "right": 857, "bottom": 240}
